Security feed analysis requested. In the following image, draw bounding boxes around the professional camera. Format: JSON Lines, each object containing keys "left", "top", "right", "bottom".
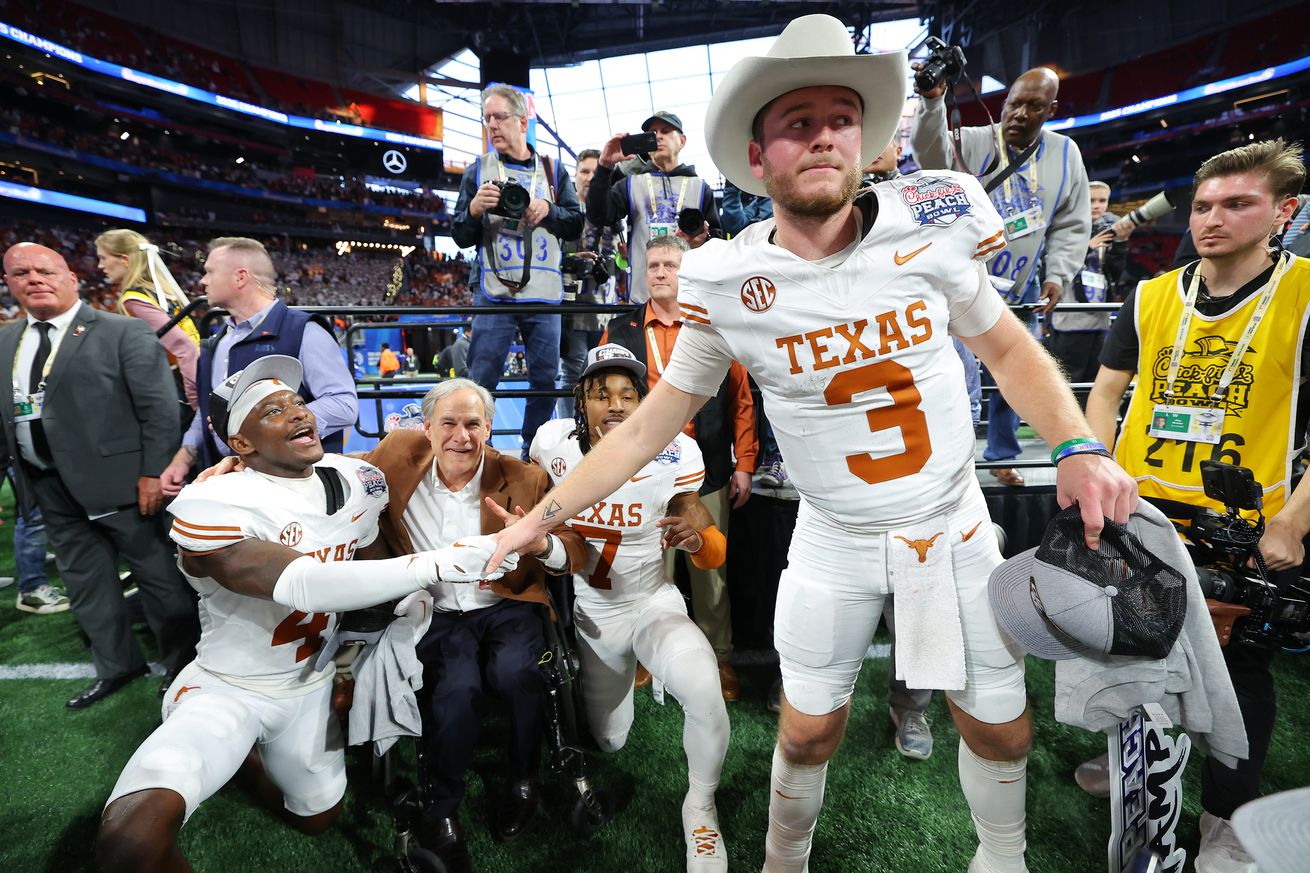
{"left": 1181, "top": 460, "right": 1310, "bottom": 651}
{"left": 915, "top": 36, "right": 967, "bottom": 94}
{"left": 489, "top": 180, "right": 531, "bottom": 221}
{"left": 561, "top": 252, "right": 615, "bottom": 286}
{"left": 677, "top": 207, "right": 705, "bottom": 236}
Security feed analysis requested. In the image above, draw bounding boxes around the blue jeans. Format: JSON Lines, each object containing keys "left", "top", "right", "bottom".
{"left": 467, "top": 310, "right": 562, "bottom": 450}
{"left": 983, "top": 287, "right": 1042, "bottom": 462}
{"left": 15, "top": 506, "right": 49, "bottom": 594}
{"left": 556, "top": 327, "right": 604, "bottom": 419}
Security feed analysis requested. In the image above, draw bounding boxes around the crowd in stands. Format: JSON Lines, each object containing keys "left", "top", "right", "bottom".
{"left": 0, "top": 97, "right": 453, "bottom": 217}
{"left": 0, "top": 220, "right": 474, "bottom": 317}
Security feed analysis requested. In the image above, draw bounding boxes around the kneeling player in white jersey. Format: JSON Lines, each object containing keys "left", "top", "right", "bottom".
{"left": 529, "top": 344, "right": 731, "bottom": 872}
{"left": 489, "top": 16, "right": 1138, "bottom": 873}
{"left": 97, "top": 356, "right": 513, "bottom": 873}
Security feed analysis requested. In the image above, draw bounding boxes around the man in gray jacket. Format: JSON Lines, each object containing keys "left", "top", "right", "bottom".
{"left": 911, "top": 67, "right": 1091, "bottom": 485}
{"left": 1, "top": 242, "right": 198, "bottom": 709}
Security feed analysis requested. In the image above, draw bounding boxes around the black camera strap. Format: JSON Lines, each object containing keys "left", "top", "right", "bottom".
{"left": 983, "top": 135, "right": 1042, "bottom": 195}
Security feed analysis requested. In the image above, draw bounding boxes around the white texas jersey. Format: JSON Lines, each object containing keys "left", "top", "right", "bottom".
{"left": 167, "top": 454, "right": 388, "bottom": 695}
{"left": 531, "top": 418, "right": 704, "bottom": 609}
{"left": 674, "top": 170, "right": 1006, "bottom": 530}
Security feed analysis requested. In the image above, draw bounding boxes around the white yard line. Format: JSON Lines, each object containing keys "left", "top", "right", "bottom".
{"left": 0, "top": 662, "right": 163, "bottom": 680}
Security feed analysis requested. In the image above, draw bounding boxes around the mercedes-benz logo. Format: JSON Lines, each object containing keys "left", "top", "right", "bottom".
{"left": 382, "top": 149, "right": 408, "bottom": 174}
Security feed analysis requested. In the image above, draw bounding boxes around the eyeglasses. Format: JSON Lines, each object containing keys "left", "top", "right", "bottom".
{"left": 482, "top": 111, "right": 520, "bottom": 125}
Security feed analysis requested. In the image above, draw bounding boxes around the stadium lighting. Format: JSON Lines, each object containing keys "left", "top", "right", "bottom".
{"left": 235, "top": 156, "right": 245, "bottom": 164}
{"left": 118, "top": 131, "right": 129, "bottom": 140}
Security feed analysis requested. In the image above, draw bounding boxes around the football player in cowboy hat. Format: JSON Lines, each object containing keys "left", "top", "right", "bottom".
{"left": 488, "top": 14, "right": 1137, "bottom": 872}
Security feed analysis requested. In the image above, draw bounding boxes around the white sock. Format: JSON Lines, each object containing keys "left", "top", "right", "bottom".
{"left": 764, "top": 744, "right": 828, "bottom": 873}
{"left": 957, "top": 740, "right": 1028, "bottom": 873}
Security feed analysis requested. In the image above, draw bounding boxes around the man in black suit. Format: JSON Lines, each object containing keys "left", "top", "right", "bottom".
{"left": 1, "top": 242, "right": 198, "bottom": 708}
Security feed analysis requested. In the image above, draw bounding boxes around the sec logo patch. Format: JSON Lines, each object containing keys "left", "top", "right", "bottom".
{"left": 279, "top": 522, "right": 304, "bottom": 547}
{"left": 741, "top": 276, "right": 776, "bottom": 313}
{"left": 550, "top": 457, "right": 568, "bottom": 477}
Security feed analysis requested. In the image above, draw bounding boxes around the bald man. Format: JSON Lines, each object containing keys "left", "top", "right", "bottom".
{"left": 911, "top": 66, "right": 1091, "bottom": 485}
{"left": 1, "top": 243, "right": 198, "bottom": 708}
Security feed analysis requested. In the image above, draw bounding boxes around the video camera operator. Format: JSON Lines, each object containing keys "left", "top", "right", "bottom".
{"left": 911, "top": 56, "right": 1091, "bottom": 486}
{"left": 452, "top": 84, "right": 584, "bottom": 453}
{"left": 587, "top": 111, "right": 722, "bottom": 303}
{"left": 557, "top": 148, "right": 618, "bottom": 418}
{"left": 1085, "top": 138, "right": 1309, "bottom": 873}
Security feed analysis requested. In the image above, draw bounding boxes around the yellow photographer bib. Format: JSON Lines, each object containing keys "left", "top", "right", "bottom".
{"left": 1115, "top": 255, "right": 1310, "bottom": 517}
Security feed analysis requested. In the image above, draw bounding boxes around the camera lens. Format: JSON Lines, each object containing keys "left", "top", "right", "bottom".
{"left": 500, "top": 182, "right": 531, "bottom": 215}
{"left": 677, "top": 208, "right": 705, "bottom": 236}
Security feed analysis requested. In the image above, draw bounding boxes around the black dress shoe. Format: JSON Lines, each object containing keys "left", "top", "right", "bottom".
{"left": 159, "top": 670, "right": 181, "bottom": 697}
{"left": 418, "top": 812, "right": 471, "bottom": 873}
{"left": 66, "top": 666, "right": 148, "bottom": 709}
{"left": 493, "top": 778, "right": 539, "bottom": 843}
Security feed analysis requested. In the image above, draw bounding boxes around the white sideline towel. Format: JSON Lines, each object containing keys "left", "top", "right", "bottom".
{"left": 888, "top": 518, "right": 967, "bottom": 690}
{"left": 349, "top": 590, "right": 433, "bottom": 756}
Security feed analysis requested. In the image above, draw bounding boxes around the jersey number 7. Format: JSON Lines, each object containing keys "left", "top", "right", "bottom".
{"left": 824, "top": 360, "right": 933, "bottom": 485}
{"left": 571, "top": 523, "right": 622, "bottom": 590}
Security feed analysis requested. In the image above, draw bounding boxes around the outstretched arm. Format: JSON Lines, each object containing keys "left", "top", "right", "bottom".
{"left": 486, "top": 380, "right": 709, "bottom": 571}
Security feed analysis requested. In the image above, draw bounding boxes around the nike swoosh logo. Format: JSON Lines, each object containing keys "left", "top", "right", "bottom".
{"left": 893, "top": 242, "right": 932, "bottom": 265}
{"left": 630, "top": 475, "right": 652, "bottom": 483}
{"left": 351, "top": 510, "right": 367, "bottom": 522}
{"left": 961, "top": 521, "right": 983, "bottom": 542}
{"left": 453, "top": 542, "right": 475, "bottom": 548}
{"left": 774, "top": 790, "right": 804, "bottom": 800}
{"left": 173, "top": 684, "right": 200, "bottom": 703}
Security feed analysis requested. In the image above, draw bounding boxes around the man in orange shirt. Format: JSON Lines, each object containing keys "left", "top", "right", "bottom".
{"left": 378, "top": 343, "right": 400, "bottom": 379}
{"left": 601, "top": 235, "right": 756, "bottom": 700}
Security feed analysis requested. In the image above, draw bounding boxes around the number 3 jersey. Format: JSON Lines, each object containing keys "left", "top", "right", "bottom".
{"left": 667, "top": 170, "right": 1007, "bottom": 531}
{"left": 167, "top": 454, "right": 388, "bottom": 695}
{"left": 531, "top": 418, "right": 705, "bottom": 610}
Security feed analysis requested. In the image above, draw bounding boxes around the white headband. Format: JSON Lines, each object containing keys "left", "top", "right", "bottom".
{"left": 228, "top": 378, "right": 293, "bottom": 438}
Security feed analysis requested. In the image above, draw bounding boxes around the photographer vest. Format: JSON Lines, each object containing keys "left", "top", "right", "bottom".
{"left": 1114, "top": 255, "right": 1310, "bottom": 518}
{"left": 477, "top": 151, "right": 564, "bottom": 303}
{"left": 626, "top": 173, "right": 706, "bottom": 304}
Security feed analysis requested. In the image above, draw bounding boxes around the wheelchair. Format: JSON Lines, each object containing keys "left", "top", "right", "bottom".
{"left": 345, "top": 579, "right": 614, "bottom": 873}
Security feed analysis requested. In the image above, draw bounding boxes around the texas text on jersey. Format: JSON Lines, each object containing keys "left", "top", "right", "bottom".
{"left": 675, "top": 170, "right": 1007, "bottom": 531}
{"left": 167, "top": 454, "right": 388, "bottom": 694}
{"left": 531, "top": 418, "right": 705, "bottom": 606}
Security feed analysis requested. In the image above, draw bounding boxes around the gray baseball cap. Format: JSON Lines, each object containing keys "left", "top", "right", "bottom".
{"left": 989, "top": 500, "right": 1188, "bottom": 660}
{"left": 1232, "top": 787, "right": 1310, "bottom": 873}
{"left": 580, "top": 343, "right": 646, "bottom": 384}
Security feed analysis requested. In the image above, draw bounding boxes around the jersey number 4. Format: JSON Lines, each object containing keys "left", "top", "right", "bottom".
{"left": 572, "top": 524, "right": 622, "bottom": 590}
{"left": 824, "top": 360, "right": 932, "bottom": 484}
{"left": 272, "top": 610, "right": 330, "bottom": 663}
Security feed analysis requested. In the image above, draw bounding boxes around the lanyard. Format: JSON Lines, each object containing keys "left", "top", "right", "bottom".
{"left": 12, "top": 320, "right": 68, "bottom": 391}
{"left": 646, "top": 325, "right": 668, "bottom": 375}
{"left": 495, "top": 154, "right": 542, "bottom": 194}
{"left": 644, "top": 174, "right": 690, "bottom": 223}
{"left": 1164, "top": 253, "right": 1290, "bottom": 400}
{"left": 992, "top": 125, "right": 1041, "bottom": 212}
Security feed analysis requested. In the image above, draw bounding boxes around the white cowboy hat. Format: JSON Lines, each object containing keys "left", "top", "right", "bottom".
{"left": 705, "top": 14, "right": 908, "bottom": 197}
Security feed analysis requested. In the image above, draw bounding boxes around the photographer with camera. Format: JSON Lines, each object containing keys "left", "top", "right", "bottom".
{"left": 557, "top": 148, "right": 619, "bottom": 419}
{"left": 1084, "top": 139, "right": 1310, "bottom": 873}
{"left": 453, "top": 85, "right": 585, "bottom": 453}
{"left": 587, "top": 111, "right": 722, "bottom": 303}
{"left": 911, "top": 58, "right": 1091, "bottom": 486}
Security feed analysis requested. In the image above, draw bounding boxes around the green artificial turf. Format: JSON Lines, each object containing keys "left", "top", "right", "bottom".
{"left": 1, "top": 495, "right": 1307, "bottom": 872}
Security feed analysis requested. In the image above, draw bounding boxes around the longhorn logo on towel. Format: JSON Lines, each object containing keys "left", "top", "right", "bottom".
{"left": 894, "top": 532, "right": 942, "bottom": 563}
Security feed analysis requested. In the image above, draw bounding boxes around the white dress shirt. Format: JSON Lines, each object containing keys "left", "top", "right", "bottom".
{"left": 14, "top": 304, "right": 81, "bottom": 469}
{"left": 403, "top": 455, "right": 506, "bottom": 613}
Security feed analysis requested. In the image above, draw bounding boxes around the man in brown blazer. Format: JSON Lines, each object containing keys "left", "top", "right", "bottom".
{"left": 358, "top": 378, "right": 586, "bottom": 873}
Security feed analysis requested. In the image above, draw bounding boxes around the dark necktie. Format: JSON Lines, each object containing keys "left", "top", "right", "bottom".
{"left": 29, "top": 321, "right": 52, "bottom": 462}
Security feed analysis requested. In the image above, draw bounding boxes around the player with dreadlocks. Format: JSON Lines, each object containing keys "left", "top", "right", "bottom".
{"left": 531, "top": 344, "right": 731, "bottom": 872}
